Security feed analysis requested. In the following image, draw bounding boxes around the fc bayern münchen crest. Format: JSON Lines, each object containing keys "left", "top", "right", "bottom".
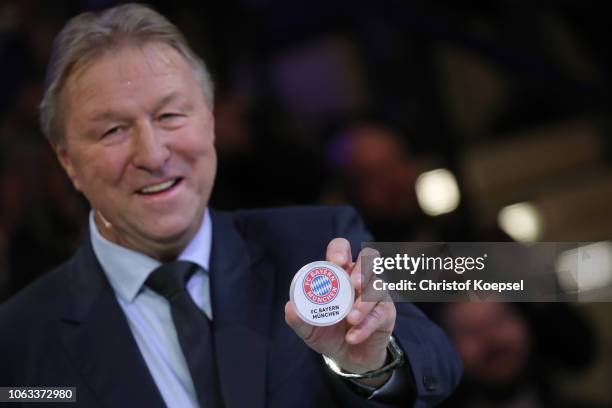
{"left": 302, "top": 267, "right": 340, "bottom": 305}
{"left": 290, "top": 261, "right": 354, "bottom": 326}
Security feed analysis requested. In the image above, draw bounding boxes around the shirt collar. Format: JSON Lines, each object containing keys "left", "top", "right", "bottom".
{"left": 89, "top": 208, "right": 212, "bottom": 303}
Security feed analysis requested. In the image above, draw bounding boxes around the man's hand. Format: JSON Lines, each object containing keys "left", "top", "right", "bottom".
{"left": 285, "top": 238, "right": 396, "bottom": 387}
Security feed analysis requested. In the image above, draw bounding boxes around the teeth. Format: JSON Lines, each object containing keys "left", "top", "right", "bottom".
{"left": 139, "top": 179, "right": 177, "bottom": 194}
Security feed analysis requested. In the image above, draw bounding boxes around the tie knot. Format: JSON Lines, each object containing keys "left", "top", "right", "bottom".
{"left": 146, "top": 260, "right": 198, "bottom": 300}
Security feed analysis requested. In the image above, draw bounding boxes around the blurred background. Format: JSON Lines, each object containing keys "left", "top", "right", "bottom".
{"left": 1, "top": 0, "right": 612, "bottom": 406}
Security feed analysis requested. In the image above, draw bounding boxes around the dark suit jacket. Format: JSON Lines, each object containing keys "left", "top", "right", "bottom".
{"left": 0, "top": 206, "right": 461, "bottom": 407}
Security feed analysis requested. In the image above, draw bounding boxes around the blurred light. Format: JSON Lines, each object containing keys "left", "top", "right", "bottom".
{"left": 415, "top": 168, "right": 461, "bottom": 216}
{"left": 556, "top": 242, "right": 612, "bottom": 293}
{"left": 497, "top": 202, "right": 542, "bottom": 243}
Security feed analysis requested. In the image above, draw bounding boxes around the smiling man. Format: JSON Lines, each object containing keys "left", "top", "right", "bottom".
{"left": 0, "top": 4, "right": 461, "bottom": 408}
{"left": 58, "top": 41, "right": 216, "bottom": 261}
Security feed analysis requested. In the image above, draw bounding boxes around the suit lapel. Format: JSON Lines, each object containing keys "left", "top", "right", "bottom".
{"left": 56, "top": 211, "right": 273, "bottom": 408}
{"left": 209, "top": 211, "right": 273, "bottom": 408}
{"left": 58, "top": 239, "right": 165, "bottom": 408}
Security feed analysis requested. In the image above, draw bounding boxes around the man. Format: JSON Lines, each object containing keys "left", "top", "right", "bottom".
{"left": 0, "top": 4, "right": 461, "bottom": 407}
{"left": 326, "top": 122, "right": 429, "bottom": 242}
{"left": 434, "top": 302, "right": 598, "bottom": 408}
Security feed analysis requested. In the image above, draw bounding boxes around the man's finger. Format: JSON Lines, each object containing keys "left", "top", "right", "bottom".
{"left": 350, "top": 247, "right": 381, "bottom": 296}
{"left": 347, "top": 289, "right": 390, "bottom": 326}
{"left": 346, "top": 302, "right": 395, "bottom": 345}
{"left": 326, "top": 238, "right": 352, "bottom": 270}
{"left": 284, "top": 301, "right": 315, "bottom": 341}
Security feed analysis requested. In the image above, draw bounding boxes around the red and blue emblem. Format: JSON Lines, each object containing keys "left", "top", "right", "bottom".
{"left": 302, "top": 267, "right": 340, "bottom": 305}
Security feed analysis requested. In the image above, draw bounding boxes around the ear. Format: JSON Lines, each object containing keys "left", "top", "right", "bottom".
{"left": 51, "top": 141, "right": 82, "bottom": 192}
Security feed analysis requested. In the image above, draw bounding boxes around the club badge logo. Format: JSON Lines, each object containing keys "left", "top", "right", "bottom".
{"left": 290, "top": 261, "right": 354, "bottom": 326}
{"left": 302, "top": 267, "right": 340, "bottom": 305}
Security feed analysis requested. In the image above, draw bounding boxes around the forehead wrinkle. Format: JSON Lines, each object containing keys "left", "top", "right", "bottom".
{"left": 62, "top": 43, "right": 201, "bottom": 133}
{"left": 140, "top": 42, "right": 182, "bottom": 80}
{"left": 70, "top": 43, "right": 181, "bottom": 94}
{"left": 63, "top": 41, "right": 191, "bottom": 106}
{"left": 62, "top": 68, "right": 102, "bottom": 128}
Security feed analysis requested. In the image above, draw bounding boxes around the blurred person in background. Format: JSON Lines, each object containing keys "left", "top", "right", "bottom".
{"left": 430, "top": 302, "right": 600, "bottom": 408}
{"left": 211, "top": 92, "right": 326, "bottom": 210}
{"left": 325, "top": 121, "right": 435, "bottom": 242}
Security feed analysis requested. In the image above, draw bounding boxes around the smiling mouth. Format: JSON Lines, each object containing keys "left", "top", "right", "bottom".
{"left": 137, "top": 178, "right": 182, "bottom": 195}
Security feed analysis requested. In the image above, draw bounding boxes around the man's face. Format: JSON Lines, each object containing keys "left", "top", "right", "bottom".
{"left": 346, "top": 127, "right": 418, "bottom": 218}
{"left": 443, "top": 303, "right": 530, "bottom": 387}
{"left": 57, "top": 42, "right": 216, "bottom": 259}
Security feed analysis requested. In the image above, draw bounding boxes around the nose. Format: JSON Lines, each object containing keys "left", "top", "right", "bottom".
{"left": 132, "top": 121, "right": 170, "bottom": 172}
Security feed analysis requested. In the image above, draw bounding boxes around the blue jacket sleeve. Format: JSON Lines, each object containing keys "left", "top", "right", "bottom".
{"left": 332, "top": 206, "right": 463, "bottom": 407}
